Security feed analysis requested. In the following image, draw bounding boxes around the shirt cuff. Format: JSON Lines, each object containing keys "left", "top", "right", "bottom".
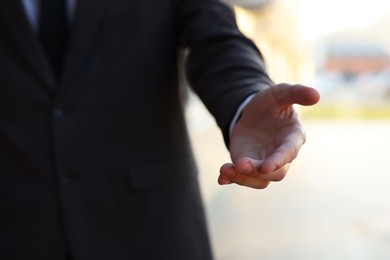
{"left": 228, "top": 93, "right": 256, "bottom": 137}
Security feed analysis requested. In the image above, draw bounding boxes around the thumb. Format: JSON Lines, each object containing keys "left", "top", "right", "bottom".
{"left": 272, "top": 83, "right": 320, "bottom": 107}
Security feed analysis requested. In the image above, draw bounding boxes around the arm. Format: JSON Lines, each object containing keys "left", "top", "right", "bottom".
{"left": 176, "top": 0, "right": 320, "bottom": 189}
{"left": 176, "top": 0, "right": 273, "bottom": 145}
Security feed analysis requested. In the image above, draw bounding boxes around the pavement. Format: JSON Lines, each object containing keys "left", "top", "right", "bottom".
{"left": 186, "top": 97, "right": 390, "bottom": 260}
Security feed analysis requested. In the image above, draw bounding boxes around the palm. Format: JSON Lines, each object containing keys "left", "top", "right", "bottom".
{"left": 219, "top": 84, "right": 320, "bottom": 189}
{"left": 230, "top": 87, "right": 302, "bottom": 170}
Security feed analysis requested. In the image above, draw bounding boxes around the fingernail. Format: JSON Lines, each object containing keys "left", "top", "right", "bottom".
{"left": 219, "top": 177, "right": 231, "bottom": 185}
{"left": 242, "top": 162, "right": 253, "bottom": 174}
{"left": 224, "top": 169, "right": 236, "bottom": 178}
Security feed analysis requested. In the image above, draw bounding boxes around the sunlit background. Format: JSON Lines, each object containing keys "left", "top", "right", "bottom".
{"left": 185, "top": 0, "right": 390, "bottom": 259}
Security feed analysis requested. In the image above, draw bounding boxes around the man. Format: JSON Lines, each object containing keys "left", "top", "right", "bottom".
{"left": 0, "top": 0, "right": 319, "bottom": 259}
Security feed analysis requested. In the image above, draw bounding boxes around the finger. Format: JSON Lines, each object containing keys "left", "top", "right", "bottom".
{"left": 261, "top": 123, "right": 305, "bottom": 173}
{"left": 217, "top": 175, "right": 231, "bottom": 185}
{"left": 234, "top": 157, "right": 265, "bottom": 177}
{"left": 260, "top": 140, "right": 300, "bottom": 173}
{"left": 234, "top": 157, "right": 260, "bottom": 175}
{"left": 234, "top": 157, "right": 289, "bottom": 182}
{"left": 272, "top": 84, "right": 320, "bottom": 107}
{"left": 257, "top": 164, "right": 290, "bottom": 182}
{"left": 233, "top": 176, "right": 270, "bottom": 189}
{"left": 291, "top": 84, "right": 320, "bottom": 106}
{"left": 230, "top": 172, "right": 271, "bottom": 189}
{"left": 218, "top": 163, "right": 235, "bottom": 185}
{"left": 219, "top": 163, "right": 270, "bottom": 189}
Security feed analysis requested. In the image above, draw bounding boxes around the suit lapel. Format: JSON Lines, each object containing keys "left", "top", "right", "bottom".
{"left": 0, "top": 0, "right": 107, "bottom": 92}
{"left": 0, "top": 1, "right": 56, "bottom": 93}
{"left": 60, "top": 0, "right": 106, "bottom": 88}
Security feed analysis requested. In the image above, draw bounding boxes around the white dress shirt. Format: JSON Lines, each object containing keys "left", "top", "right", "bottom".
{"left": 21, "top": 0, "right": 76, "bottom": 31}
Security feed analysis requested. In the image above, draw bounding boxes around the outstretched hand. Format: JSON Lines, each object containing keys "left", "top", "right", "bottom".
{"left": 218, "top": 83, "right": 320, "bottom": 189}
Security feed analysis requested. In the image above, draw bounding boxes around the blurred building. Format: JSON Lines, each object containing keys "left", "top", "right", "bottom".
{"left": 324, "top": 43, "right": 390, "bottom": 76}
{"left": 313, "top": 15, "right": 390, "bottom": 101}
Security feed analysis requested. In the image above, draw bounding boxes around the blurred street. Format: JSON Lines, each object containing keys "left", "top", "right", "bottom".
{"left": 187, "top": 97, "right": 390, "bottom": 260}
{"left": 183, "top": 1, "right": 390, "bottom": 259}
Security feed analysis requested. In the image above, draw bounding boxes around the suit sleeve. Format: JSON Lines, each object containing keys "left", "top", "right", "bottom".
{"left": 175, "top": 0, "right": 274, "bottom": 146}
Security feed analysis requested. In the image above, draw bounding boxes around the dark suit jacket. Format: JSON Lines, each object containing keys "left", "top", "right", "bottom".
{"left": 0, "top": 0, "right": 272, "bottom": 259}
